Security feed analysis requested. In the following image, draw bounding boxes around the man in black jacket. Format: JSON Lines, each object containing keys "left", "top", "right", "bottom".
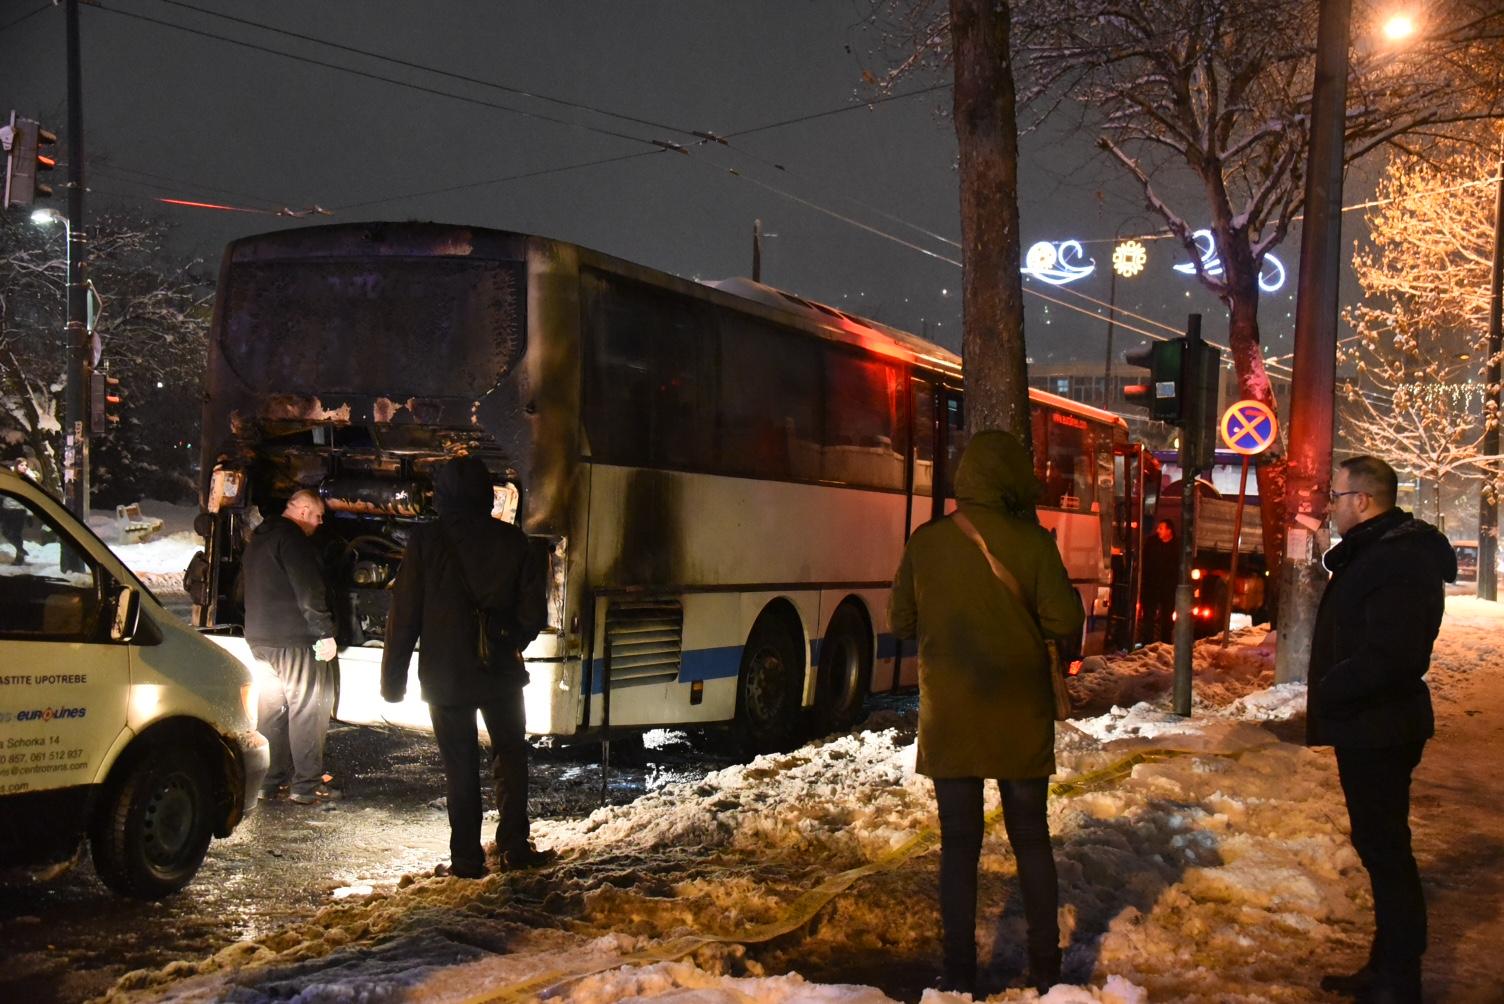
{"left": 243, "top": 489, "right": 340, "bottom": 805}
{"left": 1310, "top": 456, "right": 1455, "bottom": 1004}
{"left": 381, "top": 456, "right": 549, "bottom": 878}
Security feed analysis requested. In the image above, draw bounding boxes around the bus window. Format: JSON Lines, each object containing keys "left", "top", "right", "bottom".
{"left": 822, "top": 349, "right": 905, "bottom": 490}
{"left": 582, "top": 272, "right": 716, "bottom": 471}
{"left": 942, "top": 394, "right": 969, "bottom": 498}
{"left": 912, "top": 381, "right": 935, "bottom": 497}
{"left": 222, "top": 258, "right": 525, "bottom": 398}
{"left": 718, "top": 313, "right": 822, "bottom": 481}
{"left": 1036, "top": 409, "right": 1096, "bottom": 511}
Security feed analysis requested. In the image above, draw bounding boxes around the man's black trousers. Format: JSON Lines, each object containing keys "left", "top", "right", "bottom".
{"left": 933, "top": 777, "right": 1059, "bottom": 982}
{"left": 1335, "top": 740, "right": 1427, "bottom": 981}
{"left": 430, "top": 689, "right": 531, "bottom": 873}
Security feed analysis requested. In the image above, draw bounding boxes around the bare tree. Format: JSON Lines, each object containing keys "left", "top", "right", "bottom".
{"left": 949, "top": 0, "right": 1030, "bottom": 440}
{"left": 1341, "top": 131, "right": 1504, "bottom": 521}
{"left": 868, "top": 0, "right": 1504, "bottom": 564}
{"left": 0, "top": 210, "right": 210, "bottom": 502}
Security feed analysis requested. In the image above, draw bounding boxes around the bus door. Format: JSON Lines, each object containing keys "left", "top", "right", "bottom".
{"left": 906, "top": 380, "right": 965, "bottom": 532}
{"left": 1109, "top": 442, "right": 1149, "bottom": 649}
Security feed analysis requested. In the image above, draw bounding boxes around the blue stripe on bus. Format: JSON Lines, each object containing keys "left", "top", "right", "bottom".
{"left": 587, "top": 632, "right": 903, "bottom": 695}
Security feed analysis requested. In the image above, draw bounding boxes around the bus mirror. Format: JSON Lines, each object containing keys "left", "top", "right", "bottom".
{"left": 111, "top": 585, "right": 142, "bottom": 643}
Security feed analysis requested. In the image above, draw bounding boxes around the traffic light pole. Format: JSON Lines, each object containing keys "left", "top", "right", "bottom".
{"left": 63, "top": 0, "right": 90, "bottom": 517}
{"left": 1173, "top": 314, "right": 1202, "bottom": 716}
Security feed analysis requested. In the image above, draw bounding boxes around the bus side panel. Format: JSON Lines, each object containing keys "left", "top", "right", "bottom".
{"left": 583, "top": 466, "right": 907, "bottom": 590}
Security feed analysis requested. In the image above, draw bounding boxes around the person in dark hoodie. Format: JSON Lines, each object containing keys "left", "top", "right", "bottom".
{"left": 890, "top": 430, "right": 1083, "bottom": 995}
{"left": 242, "top": 489, "right": 340, "bottom": 804}
{"left": 381, "top": 456, "right": 550, "bottom": 878}
{"left": 1309, "top": 455, "right": 1455, "bottom": 1004}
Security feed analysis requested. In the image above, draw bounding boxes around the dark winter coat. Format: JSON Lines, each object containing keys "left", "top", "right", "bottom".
{"left": 1307, "top": 508, "right": 1455, "bottom": 748}
{"left": 381, "top": 457, "right": 546, "bottom": 707}
{"left": 889, "top": 430, "right": 1085, "bottom": 779}
{"left": 242, "top": 515, "right": 336, "bottom": 648}
{"left": 1140, "top": 532, "right": 1179, "bottom": 602}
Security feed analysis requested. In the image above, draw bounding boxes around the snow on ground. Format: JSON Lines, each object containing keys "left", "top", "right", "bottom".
{"left": 95, "top": 599, "right": 1504, "bottom": 1004}
{"left": 90, "top": 501, "right": 200, "bottom": 593}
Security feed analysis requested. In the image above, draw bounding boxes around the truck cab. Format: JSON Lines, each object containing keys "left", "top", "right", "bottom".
{"left": 0, "top": 470, "right": 268, "bottom": 898}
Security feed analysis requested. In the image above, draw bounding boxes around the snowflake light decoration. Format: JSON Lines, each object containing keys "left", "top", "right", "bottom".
{"left": 1112, "top": 240, "right": 1148, "bottom": 278}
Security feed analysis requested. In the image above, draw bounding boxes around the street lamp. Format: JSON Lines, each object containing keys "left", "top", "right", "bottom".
{"left": 1382, "top": 12, "right": 1417, "bottom": 42}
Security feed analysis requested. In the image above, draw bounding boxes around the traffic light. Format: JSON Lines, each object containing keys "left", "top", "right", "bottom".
{"left": 1121, "top": 338, "right": 1185, "bottom": 423}
{"left": 1180, "top": 334, "right": 1222, "bottom": 471}
{"left": 1122, "top": 319, "right": 1223, "bottom": 469}
{"left": 90, "top": 367, "right": 122, "bottom": 428}
{"left": 3, "top": 115, "right": 57, "bottom": 208}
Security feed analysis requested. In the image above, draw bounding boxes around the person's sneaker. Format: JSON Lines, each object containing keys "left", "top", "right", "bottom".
{"left": 500, "top": 845, "right": 559, "bottom": 871}
{"left": 258, "top": 784, "right": 288, "bottom": 801}
{"left": 288, "top": 787, "right": 342, "bottom": 804}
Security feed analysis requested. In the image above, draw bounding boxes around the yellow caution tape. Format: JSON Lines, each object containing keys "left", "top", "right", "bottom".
{"left": 466, "top": 742, "right": 1263, "bottom": 1004}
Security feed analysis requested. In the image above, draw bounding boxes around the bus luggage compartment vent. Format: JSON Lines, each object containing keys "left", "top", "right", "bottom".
{"left": 605, "top": 599, "right": 683, "bottom": 684}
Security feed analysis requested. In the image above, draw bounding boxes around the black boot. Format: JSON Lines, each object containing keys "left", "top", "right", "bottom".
{"left": 934, "top": 964, "right": 975, "bottom": 995}
{"left": 1027, "top": 946, "right": 1062, "bottom": 994}
{"left": 1320, "top": 965, "right": 1374, "bottom": 996}
{"left": 1357, "top": 969, "right": 1421, "bottom": 1004}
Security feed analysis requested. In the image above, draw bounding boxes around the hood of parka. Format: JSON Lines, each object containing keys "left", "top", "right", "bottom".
{"left": 434, "top": 455, "right": 494, "bottom": 519}
{"left": 954, "top": 429, "right": 1040, "bottom": 517}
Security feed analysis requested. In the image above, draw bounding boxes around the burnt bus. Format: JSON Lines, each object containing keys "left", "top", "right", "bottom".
{"left": 190, "top": 222, "right": 1136, "bottom": 749}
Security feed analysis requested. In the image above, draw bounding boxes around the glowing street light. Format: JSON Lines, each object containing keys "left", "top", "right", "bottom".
{"left": 1382, "top": 12, "right": 1417, "bottom": 42}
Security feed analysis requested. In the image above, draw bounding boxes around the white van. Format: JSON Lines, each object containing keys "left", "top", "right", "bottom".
{"left": 0, "top": 470, "right": 268, "bottom": 898}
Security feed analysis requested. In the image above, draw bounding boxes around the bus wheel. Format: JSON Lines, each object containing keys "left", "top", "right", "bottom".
{"left": 734, "top": 613, "right": 803, "bottom": 754}
{"left": 813, "top": 603, "right": 872, "bottom": 735}
{"left": 90, "top": 745, "right": 213, "bottom": 899}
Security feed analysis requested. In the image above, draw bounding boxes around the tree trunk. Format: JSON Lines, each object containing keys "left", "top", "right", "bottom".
{"left": 949, "top": 0, "right": 1028, "bottom": 447}
{"left": 1224, "top": 274, "right": 1288, "bottom": 618}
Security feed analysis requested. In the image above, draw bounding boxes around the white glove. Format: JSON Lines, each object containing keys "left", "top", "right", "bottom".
{"left": 313, "top": 637, "right": 338, "bottom": 662}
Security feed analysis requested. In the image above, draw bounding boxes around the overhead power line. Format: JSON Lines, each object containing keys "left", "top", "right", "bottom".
{"left": 0, "top": 2, "right": 49, "bottom": 34}
{"left": 147, "top": 0, "right": 699, "bottom": 139}
{"left": 91, "top": 2, "right": 660, "bottom": 148}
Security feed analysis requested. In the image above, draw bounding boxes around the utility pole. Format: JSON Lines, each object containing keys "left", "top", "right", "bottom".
{"left": 752, "top": 218, "right": 763, "bottom": 283}
{"left": 1477, "top": 150, "right": 1504, "bottom": 602}
{"left": 63, "top": 0, "right": 90, "bottom": 517}
{"left": 1275, "top": 0, "right": 1349, "bottom": 683}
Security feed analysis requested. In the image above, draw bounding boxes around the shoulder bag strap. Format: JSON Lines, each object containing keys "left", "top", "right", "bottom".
{"left": 952, "top": 510, "right": 1028, "bottom": 607}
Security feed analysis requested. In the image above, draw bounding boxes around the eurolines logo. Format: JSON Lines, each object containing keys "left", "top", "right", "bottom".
{"left": 16, "top": 707, "right": 87, "bottom": 723}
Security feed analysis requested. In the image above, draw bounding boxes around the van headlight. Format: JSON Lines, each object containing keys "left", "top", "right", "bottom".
{"left": 241, "top": 681, "right": 258, "bottom": 730}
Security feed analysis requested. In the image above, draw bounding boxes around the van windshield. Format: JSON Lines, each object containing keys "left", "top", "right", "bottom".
{"left": 219, "top": 258, "right": 526, "bottom": 399}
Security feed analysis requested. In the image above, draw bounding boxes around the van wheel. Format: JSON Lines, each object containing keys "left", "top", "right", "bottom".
{"left": 813, "top": 603, "right": 872, "bottom": 734}
{"left": 91, "top": 745, "right": 212, "bottom": 899}
{"left": 734, "top": 614, "right": 803, "bottom": 755}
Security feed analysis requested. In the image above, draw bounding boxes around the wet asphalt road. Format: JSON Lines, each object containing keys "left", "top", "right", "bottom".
{"left": 0, "top": 719, "right": 741, "bottom": 1004}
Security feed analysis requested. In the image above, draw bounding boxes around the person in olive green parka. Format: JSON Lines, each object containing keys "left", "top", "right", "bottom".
{"left": 890, "top": 429, "right": 1084, "bottom": 994}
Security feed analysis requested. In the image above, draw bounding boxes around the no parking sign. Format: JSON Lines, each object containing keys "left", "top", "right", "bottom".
{"left": 1219, "top": 400, "right": 1278, "bottom": 456}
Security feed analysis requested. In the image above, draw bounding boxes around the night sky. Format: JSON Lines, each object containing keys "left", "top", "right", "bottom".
{"left": 1, "top": 1, "right": 1349, "bottom": 369}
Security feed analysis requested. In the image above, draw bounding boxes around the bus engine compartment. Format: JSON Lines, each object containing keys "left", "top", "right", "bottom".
{"left": 189, "top": 417, "right": 544, "bottom": 649}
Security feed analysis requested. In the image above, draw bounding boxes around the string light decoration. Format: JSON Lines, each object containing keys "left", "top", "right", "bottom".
{"left": 1021, "top": 240, "right": 1095, "bottom": 285}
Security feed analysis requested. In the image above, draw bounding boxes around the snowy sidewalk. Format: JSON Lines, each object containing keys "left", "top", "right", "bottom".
{"left": 95, "top": 606, "right": 1503, "bottom": 1004}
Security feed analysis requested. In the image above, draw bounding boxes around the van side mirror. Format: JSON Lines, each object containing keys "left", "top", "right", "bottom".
{"left": 111, "top": 586, "right": 142, "bottom": 642}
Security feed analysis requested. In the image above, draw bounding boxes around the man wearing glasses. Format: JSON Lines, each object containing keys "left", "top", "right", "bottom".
{"left": 1309, "top": 456, "right": 1455, "bottom": 1004}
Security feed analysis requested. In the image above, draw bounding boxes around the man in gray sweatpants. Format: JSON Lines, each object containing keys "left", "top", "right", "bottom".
{"left": 243, "top": 490, "right": 340, "bottom": 804}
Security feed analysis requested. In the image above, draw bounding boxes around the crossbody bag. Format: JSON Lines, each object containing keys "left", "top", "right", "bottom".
{"left": 951, "top": 510, "right": 1072, "bottom": 721}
